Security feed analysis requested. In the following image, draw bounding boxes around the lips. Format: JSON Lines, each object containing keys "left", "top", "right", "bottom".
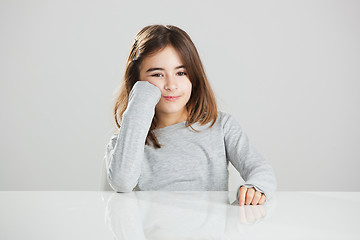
{"left": 163, "top": 96, "right": 180, "bottom": 101}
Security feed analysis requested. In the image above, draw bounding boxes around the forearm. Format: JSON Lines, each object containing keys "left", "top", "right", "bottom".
{"left": 105, "top": 81, "right": 161, "bottom": 192}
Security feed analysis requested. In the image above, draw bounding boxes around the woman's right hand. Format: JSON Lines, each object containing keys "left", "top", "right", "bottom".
{"left": 129, "top": 80, "right": 162, "bottom": 107}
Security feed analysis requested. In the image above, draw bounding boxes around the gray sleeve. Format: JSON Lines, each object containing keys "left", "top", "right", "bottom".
{"left": 223, "top": 113, "right": 277, "bottom": 201}
{"left": 104, "top": 81, "right": 161, "bottom": 192}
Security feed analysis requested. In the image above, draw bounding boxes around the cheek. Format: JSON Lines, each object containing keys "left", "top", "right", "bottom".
{"left": 183, "top": 81, "right": 192, "bottom": 97}
{"left": 153, "top": 82, "right": 164, "bottom": 90}
{"left": 146, "top": 79, "right": 163, "bottom": 89}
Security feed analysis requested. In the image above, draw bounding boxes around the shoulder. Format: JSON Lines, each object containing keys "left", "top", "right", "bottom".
{"left": 189, "top": 110, "right": 234, "bottom": 132}
{"left": 107, "top": 132, "right": 119, "bottom": 145}
{"left": 217, "top": 110, "right": 232, "bottom": 120}
{"left": 216, "top": 110, "right": 239, "bottom": 124}
{"left": 216, "top": 111, "right": 243, "bottom": 132}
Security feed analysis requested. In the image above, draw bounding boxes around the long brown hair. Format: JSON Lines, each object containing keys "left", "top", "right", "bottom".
{"left": 113, "top": 24, "right": 218, "bottom": 148}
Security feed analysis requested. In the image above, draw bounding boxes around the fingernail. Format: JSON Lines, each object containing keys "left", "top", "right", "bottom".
{"left": 240, "top": 202, "right": 244, "bottom": 206}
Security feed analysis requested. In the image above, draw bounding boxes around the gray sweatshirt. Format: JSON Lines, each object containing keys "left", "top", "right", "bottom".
{"left": 105, "top": 81, "right": 277, "bottom": 201}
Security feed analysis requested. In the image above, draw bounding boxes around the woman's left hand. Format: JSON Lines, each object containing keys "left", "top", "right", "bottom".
{"left": 238, "top": 186, "right": 266, "bottom": 206}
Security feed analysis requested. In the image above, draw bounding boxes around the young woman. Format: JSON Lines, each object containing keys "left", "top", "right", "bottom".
{"left": 104, "top": 24, "right": 277, "bottom": 206}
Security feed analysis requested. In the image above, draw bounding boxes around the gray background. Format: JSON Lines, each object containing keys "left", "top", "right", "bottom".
{"left": 1, "top": 0, "right": 359, "bottom": 191}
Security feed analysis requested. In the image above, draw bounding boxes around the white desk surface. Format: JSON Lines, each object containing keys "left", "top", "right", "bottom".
{"left": 1, "top": 191, "right": 359, "bottom": 239}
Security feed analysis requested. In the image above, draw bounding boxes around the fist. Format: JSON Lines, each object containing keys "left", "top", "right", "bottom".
{"left": 238, "top": 186, "right": 266, "bottom": 206}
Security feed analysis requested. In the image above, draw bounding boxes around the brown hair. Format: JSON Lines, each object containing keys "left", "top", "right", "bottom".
{"left": 113, "top": 24, "right": 218, "bottom": 148}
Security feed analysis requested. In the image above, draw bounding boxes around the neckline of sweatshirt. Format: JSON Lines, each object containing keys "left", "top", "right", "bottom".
{"left": 151, "top": 120, "right": 188, "bottom": 134}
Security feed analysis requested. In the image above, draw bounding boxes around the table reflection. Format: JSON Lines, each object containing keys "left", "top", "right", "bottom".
{"left": 104, "top": 191, "right": 276, "bottom": 239}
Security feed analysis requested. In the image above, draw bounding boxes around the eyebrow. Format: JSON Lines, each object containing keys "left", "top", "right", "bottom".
{"left": 146, "top": 65, "right": 185, "bottom": 73}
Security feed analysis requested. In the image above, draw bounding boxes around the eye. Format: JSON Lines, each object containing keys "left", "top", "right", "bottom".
{"left": 151, "top": 73, "right": 164, "bottom": 77}
{"left": 177, "top": 71, "right": 187, "bottom": 76}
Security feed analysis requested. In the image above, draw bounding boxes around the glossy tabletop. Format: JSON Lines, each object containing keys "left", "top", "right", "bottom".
{"left": 1, "top": 191, "right": 359, "bottom": 239}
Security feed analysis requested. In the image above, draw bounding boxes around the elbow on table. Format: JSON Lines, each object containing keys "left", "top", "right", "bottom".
{"left": 107, "top": 175, "right": 136, "bottom": 193}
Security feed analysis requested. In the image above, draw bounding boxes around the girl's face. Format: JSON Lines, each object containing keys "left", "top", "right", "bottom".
{"left": 139, "top": 45, "right": 192, "bottom": 116}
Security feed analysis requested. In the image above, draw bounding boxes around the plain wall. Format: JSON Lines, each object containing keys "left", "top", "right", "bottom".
{"left": 1, "top": 0, "right": 359, "bottom": 191}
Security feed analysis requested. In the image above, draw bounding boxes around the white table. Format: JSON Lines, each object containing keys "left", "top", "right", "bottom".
{"left": 1, "top": 191, "right": 359, "bottom": 239}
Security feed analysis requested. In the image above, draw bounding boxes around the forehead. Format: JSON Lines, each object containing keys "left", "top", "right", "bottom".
{"left": 140, "top": 46, "right": 184, "bottom": 69}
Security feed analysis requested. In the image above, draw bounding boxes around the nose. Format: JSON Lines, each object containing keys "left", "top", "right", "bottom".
{"left": 164, "top": 75, "right": 178, "bottom": 91}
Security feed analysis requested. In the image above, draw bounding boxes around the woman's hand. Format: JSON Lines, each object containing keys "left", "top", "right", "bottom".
{"left": 238, "top": 186, "right": 266, "bottom": 206}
